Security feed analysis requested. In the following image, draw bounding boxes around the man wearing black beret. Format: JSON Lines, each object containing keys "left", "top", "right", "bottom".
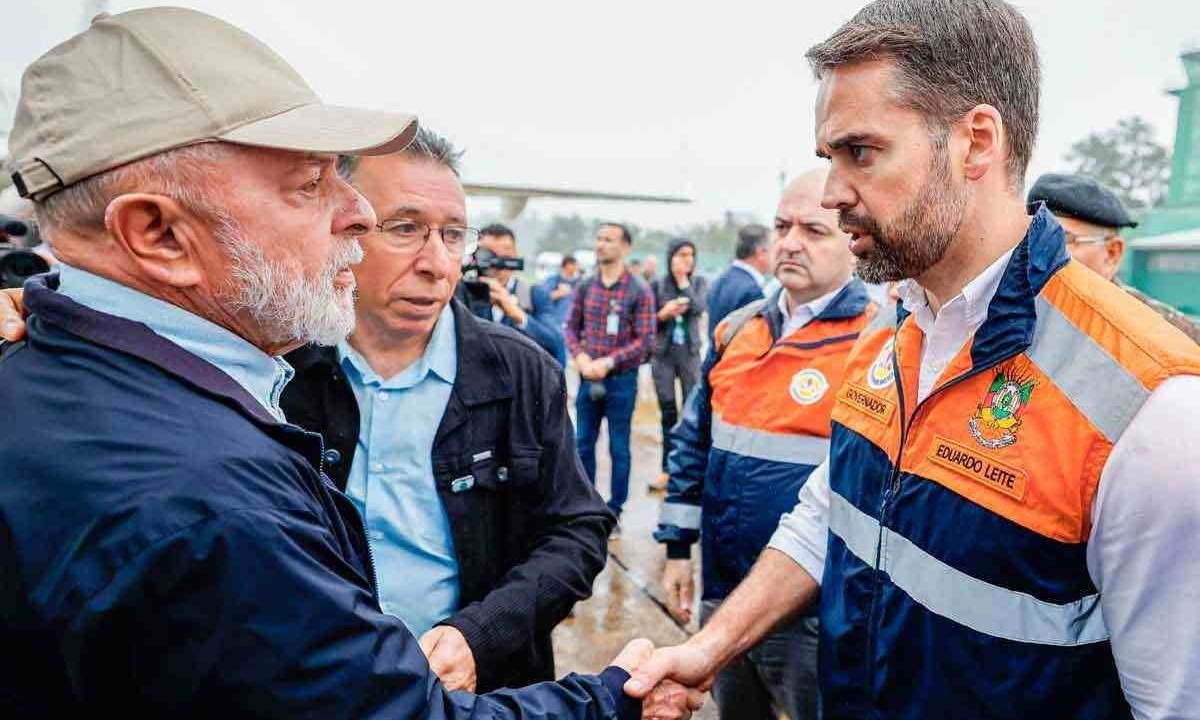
{"left": 1028, "top": 173, "right": 1199, "bottom": 342}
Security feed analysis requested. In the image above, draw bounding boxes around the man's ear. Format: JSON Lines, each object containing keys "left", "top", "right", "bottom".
{"left": 105, "top": 193, "right": 208, "bottom": 288}
{"left": 1105, "top": 236, "right": 1127, "bottom": 276}
{"left": 959, "top": 104, "right": 1006, "bottom": 183}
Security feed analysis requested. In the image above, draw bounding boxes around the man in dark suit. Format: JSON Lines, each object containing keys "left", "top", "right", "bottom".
{"left": 706, "top": 223, "right": 771, "bottom": 338}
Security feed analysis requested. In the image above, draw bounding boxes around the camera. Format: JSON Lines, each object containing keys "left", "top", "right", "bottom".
{"left": 0, "top": 214, "right": 50, "bottom": 290}
{"left": 463, "top": 245, "right": 525, "bottom": 278}
{"left": 456, "top": 245, "right": 526, "bottom": 316}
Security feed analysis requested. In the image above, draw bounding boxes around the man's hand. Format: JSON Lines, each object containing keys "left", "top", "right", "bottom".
{"left": 627, "top": 548, "right": 822, "bottom": 705}
{"left": 550, "top": 283, "right": 571, "bottom": 301}
{"left": 480, "top": 277, "right": 527, "bottom": 326}
{"left": 595, "top": 359, "right": 613, "bottom": 379}
{"left": 419, "top": 626, "right": 477, "bottom": 693}
{"left": 662, "top": 559, "right": 695, "bottom": 624}
{"left": 578, "top": 358, "right": 598, "bottom": 380}
{"left": 1, "top": 288, "right": 26, "bottom": 342}
{"left": 623, "top": 640, "right": 719, "bottom": 701}
{"left": 610, "top": 639, "right": 705, "bottom": 720}
{"left": 578, "top": 355, "right": 612, "bottom": 381}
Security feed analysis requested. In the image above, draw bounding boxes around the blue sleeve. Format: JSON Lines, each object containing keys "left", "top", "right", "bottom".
{"left": 103, "top": 503, "right": 631, "bottom": 719}
{"left": 653, "top": 350, "right": 719, "bottom": 559}
{"left": 522, "top": 284, "right": 567, "bottom": 366}
{"left": 706, "top": 280, "right": 734, "bottom": 340}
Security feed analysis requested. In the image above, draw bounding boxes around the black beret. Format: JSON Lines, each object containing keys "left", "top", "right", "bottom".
{"left": 1027, "top": 173, "right": 1137, "bottom": 229}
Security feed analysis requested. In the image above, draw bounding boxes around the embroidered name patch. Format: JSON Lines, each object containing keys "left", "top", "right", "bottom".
{"left": 929, "top": 435, "right": 1027, "bottom": 501}
{"left": 837, "top": 382, "right": 896, "bottom": 424}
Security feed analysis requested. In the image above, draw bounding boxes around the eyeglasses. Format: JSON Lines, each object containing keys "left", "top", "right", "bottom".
{"left": 374, "top": 219, "right": 480, "bottom": 256}
{"left": 1063, "top": 231, "right": 1115, "bottom": 247}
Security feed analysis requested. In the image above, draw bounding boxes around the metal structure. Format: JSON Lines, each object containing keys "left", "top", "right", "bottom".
{"left": 463, "top": 182, "right": 690, "bottom": 221}
{"left": 1125, "top": 49, "right": 1200, "bottom": 315}
{"left": 1132, "top": 50, "right": 1200, "bottom": 238}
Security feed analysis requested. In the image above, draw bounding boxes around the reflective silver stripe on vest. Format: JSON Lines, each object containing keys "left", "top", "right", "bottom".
{"left": 829, "top": 490, "right": 1110, "bottom": 646}
{"left": 711, "top": 414, "right": 830, "bottom": 466}
{"left": 1028, "top": 296, "right": 1149, "bottom": 444}
{"left": 659, "top": 502, "right": 702, "bottom": 530}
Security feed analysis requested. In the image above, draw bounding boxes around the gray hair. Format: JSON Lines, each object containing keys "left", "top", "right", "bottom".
{"left": 33, "top": 142, "right": 235, "bottom": 235}
{"left": 337, "top": 127, "right": 463, "bottom": 181}
{"left": 806, "top": 0, "right": 1040, "bottom": 186}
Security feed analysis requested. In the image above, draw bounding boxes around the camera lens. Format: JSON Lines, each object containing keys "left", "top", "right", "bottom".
{"left": 0, "top": 250, "right": 51, "bottom": 290}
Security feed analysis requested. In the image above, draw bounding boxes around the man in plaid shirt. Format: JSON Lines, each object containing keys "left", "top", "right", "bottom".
{"left": 565, "top": 223, "right": 656, "bottom": 530}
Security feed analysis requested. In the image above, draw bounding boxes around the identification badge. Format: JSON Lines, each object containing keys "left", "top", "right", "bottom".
{"left": 671, "top": 318, "right": 686, "bottom": 345}
{"left": 606, "top": 312, "right": 620, "bottom": 335}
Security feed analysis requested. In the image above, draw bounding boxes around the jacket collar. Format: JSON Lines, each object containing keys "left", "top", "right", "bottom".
{"left": 447, "top": 298, "right": 513, "bottom": 406}
{"left": 731, "top": 260, "right": 766, "bottom": 288}
{"left": 288, "top": 299, "right": 512, "bottom": 406}
{"left": 891, "top": 204, "right": 1070, "bottom": 368}
{"left": 762, "top": 278, "right": 873, "bottom": 340}
{"left": 969, "top": 203, "right": 1069, "bottom": 368}
{"left": 24, "top": 273, "right": 285, "bottom": 429}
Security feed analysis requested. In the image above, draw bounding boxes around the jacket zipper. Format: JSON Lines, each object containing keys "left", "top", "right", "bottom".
{"left": 863, "top": 342, "right": 1025, "bottom": 701}
{"left": 318, "top": 436, "right": 379, "bottom": 595}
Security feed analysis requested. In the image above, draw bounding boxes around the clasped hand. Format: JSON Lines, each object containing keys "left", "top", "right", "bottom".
{"left": 611, "top": 639, "right": 706, "bottom": 719}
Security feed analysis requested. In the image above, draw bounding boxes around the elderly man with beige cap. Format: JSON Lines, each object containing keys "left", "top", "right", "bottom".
{"left": 0, "top": 8, "right": 700, "bottom": 720}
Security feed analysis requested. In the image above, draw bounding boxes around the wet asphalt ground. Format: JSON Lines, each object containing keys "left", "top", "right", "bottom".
{"left": 552, "top": 368, "right": 718, "bottom": 719}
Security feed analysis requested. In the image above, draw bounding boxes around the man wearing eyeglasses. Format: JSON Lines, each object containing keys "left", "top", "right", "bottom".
{"left": 279, "top": 129, "right": 614, "bottom": 694}
{"left": 1028, "top": 173, "right": 1199, "bottom": 342}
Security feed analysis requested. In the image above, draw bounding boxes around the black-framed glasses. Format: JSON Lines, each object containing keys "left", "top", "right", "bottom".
{"left": 374, "top": 219, "right": 480, "bottom": 256}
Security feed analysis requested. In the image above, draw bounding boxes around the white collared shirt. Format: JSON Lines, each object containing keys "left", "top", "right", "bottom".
{"left": 896, "top": 247, "right": 1014, "bottom": 402}
{"left": 777, "top": 282, "right": 849, "bottom": 337}
{"left": 769, "top": 250, "right": 1200, "bottom": 718}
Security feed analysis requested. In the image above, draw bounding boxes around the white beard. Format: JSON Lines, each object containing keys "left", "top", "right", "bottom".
{"left": 218, "top": 226, "right": 363, "bottom": 347}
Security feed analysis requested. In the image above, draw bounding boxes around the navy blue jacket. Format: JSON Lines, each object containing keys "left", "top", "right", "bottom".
{"left": 0, "top": 275, "right": 632, "bottom": 719}
{"left": 476, "top": 278, "right": 565, "bottom": 367}
{"left": 655, "top": 282, "right": 874, "bottom": 601}
{"left": 282, "top": 300, "right": 613, "bottom": 691}
{"left": 704, "top": 264, "right": 765, "bottom": 340}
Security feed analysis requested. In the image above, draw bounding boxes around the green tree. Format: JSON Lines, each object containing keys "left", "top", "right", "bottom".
{"left": 1063, "top": 116, "right": 1171, "bottom": 210}
{"left": 538, "top": 214, "right": 591, "bottom": 253}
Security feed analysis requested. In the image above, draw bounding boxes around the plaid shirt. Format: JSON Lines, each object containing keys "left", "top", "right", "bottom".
{"left": 565, "top": 269, "right": 656, "bottom": 375}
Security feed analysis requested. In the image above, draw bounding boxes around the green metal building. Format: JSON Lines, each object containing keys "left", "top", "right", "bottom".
{"left": 1126, "top": 50, "right": 1200, "bottom": 315}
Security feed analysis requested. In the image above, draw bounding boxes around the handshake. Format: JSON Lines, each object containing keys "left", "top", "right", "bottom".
{"left": 610, "top": 637, "right": 721, "bottom": 720}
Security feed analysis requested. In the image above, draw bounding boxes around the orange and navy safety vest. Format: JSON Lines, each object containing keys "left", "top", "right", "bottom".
{"left": 821, "top": 206, "right": 1200, "bottom": 719}
{"left": 655, "top": 280, "right": 875, "bottom": 599}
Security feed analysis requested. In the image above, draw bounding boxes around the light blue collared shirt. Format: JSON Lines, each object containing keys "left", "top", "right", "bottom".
{"left": 55, "top": 264, "right": 294, "bottom": 421}
{"left": 338, "top": 303, "right": 460, "bottom": 636}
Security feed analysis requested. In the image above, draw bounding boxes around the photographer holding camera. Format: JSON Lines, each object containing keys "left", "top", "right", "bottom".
{"left": 465, "top": 224, "right": 566, "bottom": 366}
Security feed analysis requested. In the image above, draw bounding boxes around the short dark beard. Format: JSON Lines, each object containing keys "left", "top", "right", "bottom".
{"left": 842, "top": 148, "right": 968, "bottom": 283}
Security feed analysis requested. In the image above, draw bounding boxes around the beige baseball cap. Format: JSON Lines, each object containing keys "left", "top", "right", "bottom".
{"left": 8, "top": 7, "right": 418, "bottom": 200}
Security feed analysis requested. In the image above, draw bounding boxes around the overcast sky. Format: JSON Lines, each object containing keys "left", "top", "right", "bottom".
{"left": 4, "top": 0, "right": 1199, "bottom": 229}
